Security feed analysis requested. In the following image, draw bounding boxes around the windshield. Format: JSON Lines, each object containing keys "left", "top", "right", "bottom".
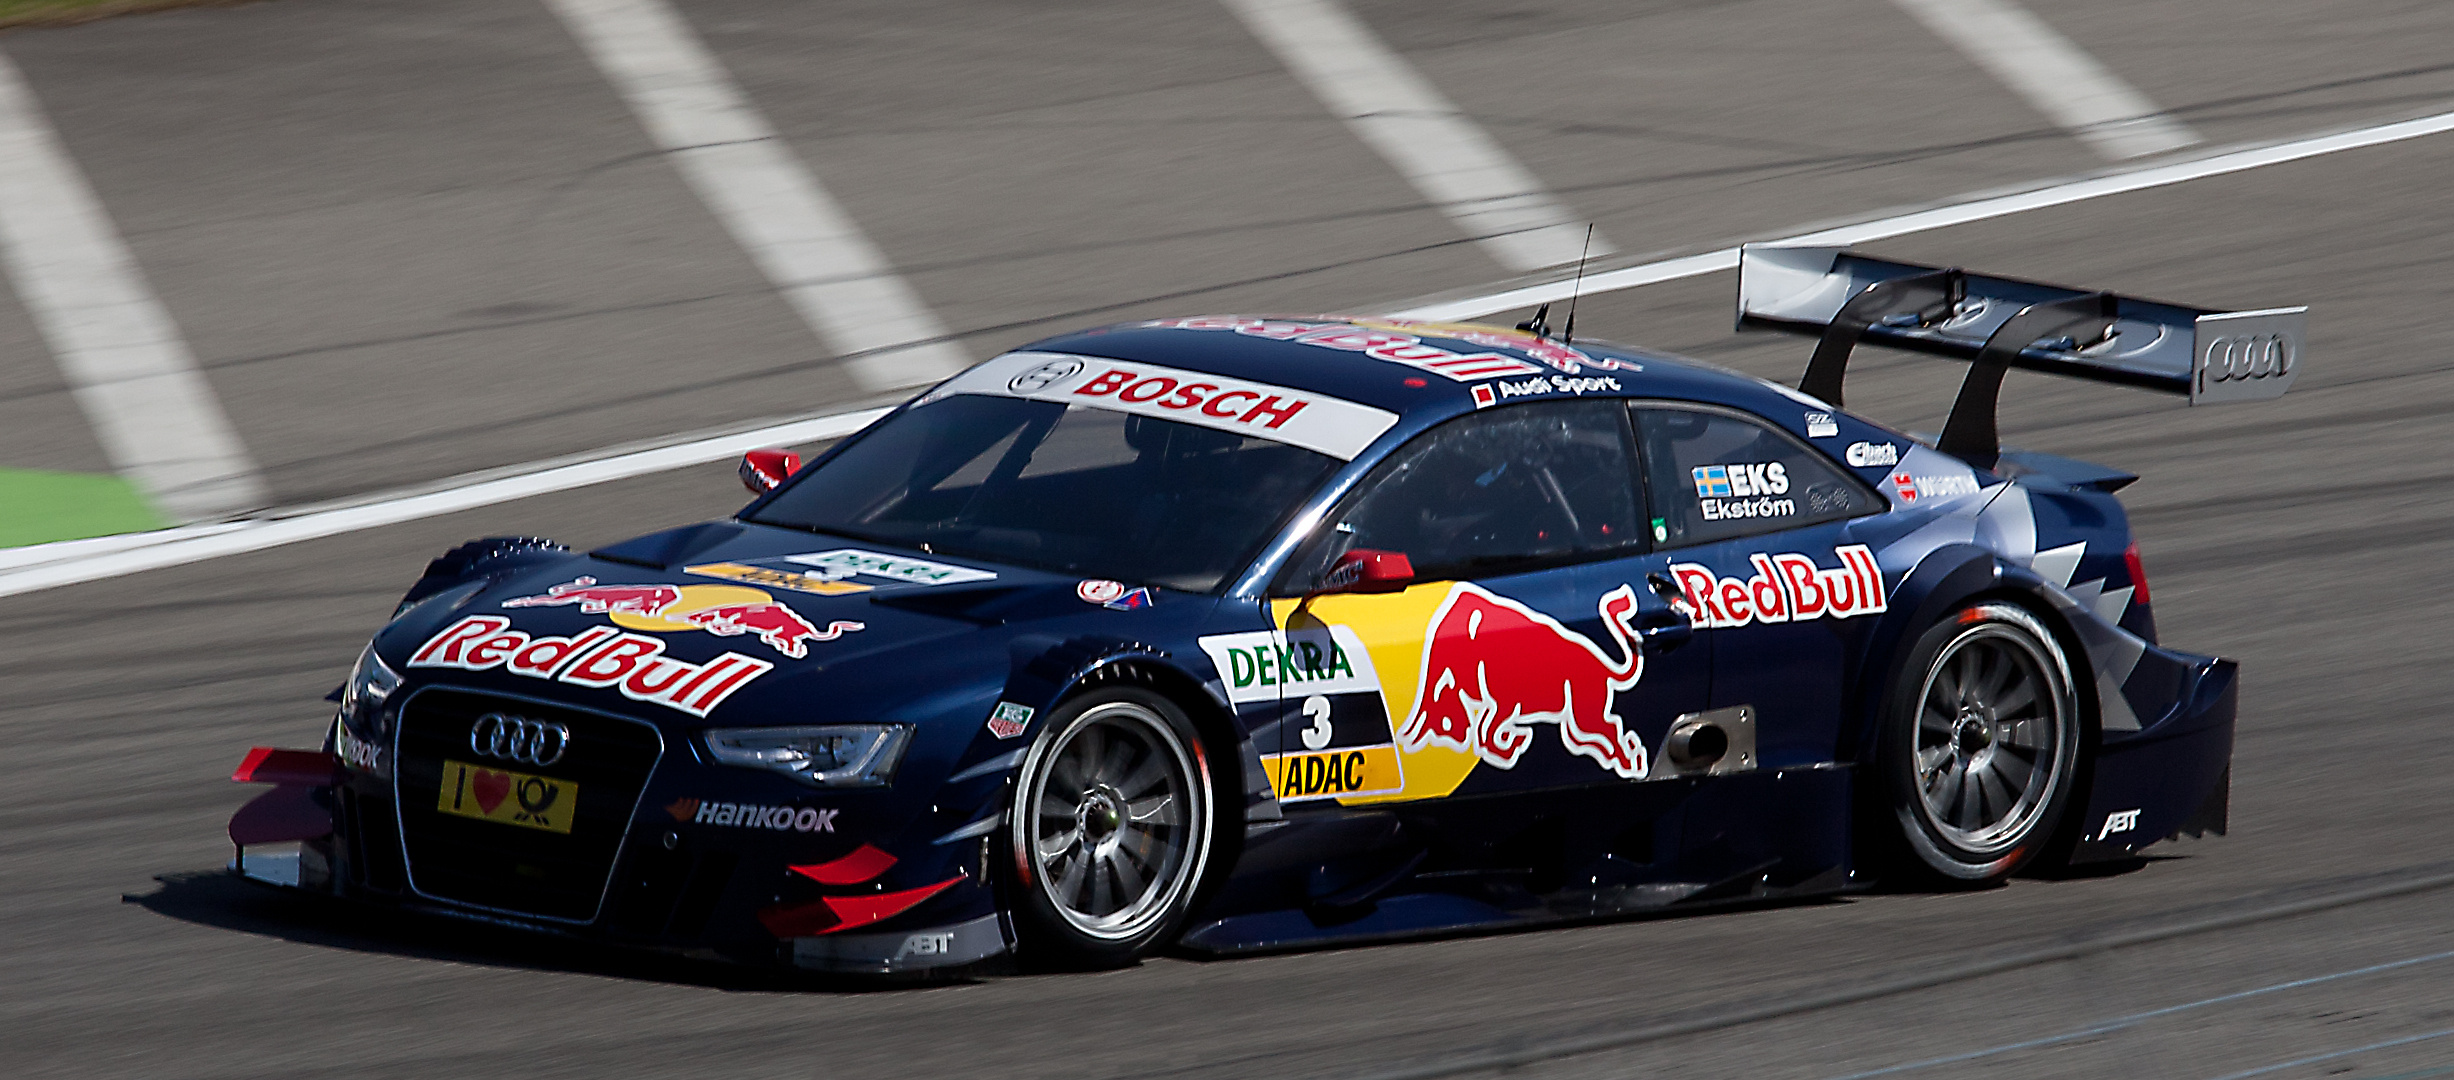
{"left": 747, "top": 394, "right": 1343, "bottom": 593}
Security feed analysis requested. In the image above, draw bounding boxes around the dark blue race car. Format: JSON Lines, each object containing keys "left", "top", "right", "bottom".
{"left": 227, "top": 245, "right": 2303, "bottom": 974}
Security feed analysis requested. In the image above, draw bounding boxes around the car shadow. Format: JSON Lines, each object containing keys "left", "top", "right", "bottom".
{"left": 124, "top": 869, "right": 948, "bottom": 993}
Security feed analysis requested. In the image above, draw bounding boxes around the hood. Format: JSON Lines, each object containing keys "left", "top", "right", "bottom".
{"left": 374, "top": 521, "right": 1209, "bottom": 732}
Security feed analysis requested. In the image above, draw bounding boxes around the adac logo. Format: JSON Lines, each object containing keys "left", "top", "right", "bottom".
{"left": 505, "top": 577, "right": 861, "bottom": 659}
{"left": 1400, "top": 583, "right": 1649, "bottom": 779}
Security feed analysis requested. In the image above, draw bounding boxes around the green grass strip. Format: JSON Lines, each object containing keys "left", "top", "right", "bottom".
{"left": 0, "top": 0, "right": 255, "bottom": 29}
{"left": 0, "top": 466, "right": 164, "bottom": 547}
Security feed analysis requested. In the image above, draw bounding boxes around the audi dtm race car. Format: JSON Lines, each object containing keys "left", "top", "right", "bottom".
{"left": 227, "top": 245, "right": 2300, "bottom": 974}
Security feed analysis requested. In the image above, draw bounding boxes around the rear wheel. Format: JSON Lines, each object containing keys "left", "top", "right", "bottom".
{"left": 1003, "top": 688, "right": 1216, "bottom": 969}
{"left": 1877, "top": 601, "right": 2081, "bottom": 883}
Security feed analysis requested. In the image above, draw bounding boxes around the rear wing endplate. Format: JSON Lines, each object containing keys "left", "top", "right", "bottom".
{"left": 1736, "top": 244, "right": 2304, "bottom": 465}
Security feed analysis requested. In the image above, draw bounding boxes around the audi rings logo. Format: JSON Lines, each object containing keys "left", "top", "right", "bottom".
{"left": 2203, "top": 334, "right": 2294, "bottom": 383}
{"left": 471, "top": 713, "right": 570, "bottom": 767}
{"left": 1007, "top": 357, "right": 1083, "bottom": 393}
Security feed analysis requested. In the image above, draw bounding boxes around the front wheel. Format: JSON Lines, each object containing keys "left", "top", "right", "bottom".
{"left": 1003, "top": 688, "right": 1216, "bottom": 969}
{"left": 1876, "top": 601, "right": 2083, "bottom": 883}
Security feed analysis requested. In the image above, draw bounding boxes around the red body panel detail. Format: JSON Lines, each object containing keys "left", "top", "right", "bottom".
{"left": 789, "top": 844, "right": 898, "bottom": 885}
{"left": 232, "top": 747, "right": 342, "bottom": 786}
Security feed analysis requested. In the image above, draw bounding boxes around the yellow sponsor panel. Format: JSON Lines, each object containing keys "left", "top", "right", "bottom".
{"left": 1263, "top": 744, "right": 1405, "bottom": 802}
{"left": 684, "top": 562, "right": 874, "bottom": 596}
{"left": 437, "top": 758, "right": 577, "bottom": 834}
{"left": 1275, "top": 584, "right": 1481, "bottom": 804}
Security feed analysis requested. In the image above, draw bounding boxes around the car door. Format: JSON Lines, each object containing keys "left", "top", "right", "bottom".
{"left": 1631, "top": 404, "right": 1891, "bottom": 772}
{"left": 1256, "top": 399, "right": 1711, "bottom": 808}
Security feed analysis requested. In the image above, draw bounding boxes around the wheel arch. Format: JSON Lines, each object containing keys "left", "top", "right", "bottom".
{"left": 1058, "top": 655, "right": 1253, "bottom": 886}
{"left": 1843, "top": 548, "right": 2104, "bottom": 769}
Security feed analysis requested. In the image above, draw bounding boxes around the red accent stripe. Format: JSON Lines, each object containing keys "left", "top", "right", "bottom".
{"left": 788, "top": 844, "right": 896, "bottom": 885}
{"left": 816, "top": 874, "right": 966, "bottom": 935}
{"left": 231, "top": 747, "right": 340, "bottom": 785}
{"left": 755, "top": 899, "right": 841, "bottom": 938}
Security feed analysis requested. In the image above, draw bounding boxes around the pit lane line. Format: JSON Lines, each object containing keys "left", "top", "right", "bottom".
{"left": 2209, "top": 1028, "right": 2454, "bottom": 1080}
{"left": 0, "top": 49, "right": 266, "bottom": 522}
{"left": 543, "top": 0, "right": 968, "bottom": 393}
{"left": 1221, "top": 0, "right": 1615, "bottom": 272}
{"left": 1383, "top": 102, "right": 2454, "bottom": 321}
{"left": 1815, "top": 947, "right": 2454, "bottom": 1079}
{"left": 4, "top": 104, "right": 2454, "bottom": 601}
{"left": 1886, "top": 0, "right": 2199, "bottom": 160}
{"left": 1296, "top": 865, "right": 2454, "bottom": 1080}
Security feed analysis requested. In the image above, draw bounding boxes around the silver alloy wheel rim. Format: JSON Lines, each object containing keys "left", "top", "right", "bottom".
{"left": 1022, "top": 701, "right": 1206, "bottom": 941}
{"left": 1913, "top": 619, "right": 2069, "bottom": 855}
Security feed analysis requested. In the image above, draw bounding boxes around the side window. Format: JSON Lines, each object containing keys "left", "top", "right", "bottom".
{"left": 1634, "top": 406, "right": 1882, "bottom": 547}
{"left": 1278, "top": 401, "right": 1642, "bottom": 589}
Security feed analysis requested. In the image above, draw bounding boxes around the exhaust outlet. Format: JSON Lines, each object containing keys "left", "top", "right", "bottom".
{"left": 1665, "top": 721, "right": 1728, "bottom": 769}
{"left": 1654, "top": 705, "right": 1757, "bottom": 777}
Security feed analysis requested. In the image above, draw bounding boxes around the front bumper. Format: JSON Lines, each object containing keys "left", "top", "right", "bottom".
{"left": 229, "top": 737, "right": 1015, "bottom": 976}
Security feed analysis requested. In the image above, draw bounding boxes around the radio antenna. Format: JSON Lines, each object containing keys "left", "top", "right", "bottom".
{"left": 1561, "top": 224, "right": 1595, "bottom": 345}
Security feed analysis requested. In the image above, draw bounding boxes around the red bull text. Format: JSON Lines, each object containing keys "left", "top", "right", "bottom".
{"left": 410, "top": 615, "right": 773, "bottom": 718}
{"left": 1664, "top": 545, "right": 1887, "bottom": 630}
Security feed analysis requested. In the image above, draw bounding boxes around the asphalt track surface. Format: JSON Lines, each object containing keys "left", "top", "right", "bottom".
{"left": 5, "top": 2, "right": 2454, "bottom": 1078}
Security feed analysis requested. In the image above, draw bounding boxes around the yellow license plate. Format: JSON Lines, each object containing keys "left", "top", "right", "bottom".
{"left": 437, "top": 758, "right": 577, "bottom": 834}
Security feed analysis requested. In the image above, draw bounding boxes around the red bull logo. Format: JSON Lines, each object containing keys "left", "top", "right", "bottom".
{"left": 1665, "top": 545, "right": 1886, "bottom": 630}
{"left": 410, "top": 615, "right": 772, "bottom": 718}
{"left": 681, "top": 603, "right": 860, "bottom": 660}
{"left": 1398, "top": 583, "right": 1650, "bottom": 779}
{"left": 502, "top": 577, "right": 683, "bottom": 617}
{"left": 501, "top": 578, "right": 860, "bottom": 658}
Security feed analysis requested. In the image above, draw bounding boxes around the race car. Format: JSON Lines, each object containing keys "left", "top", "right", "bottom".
{"left": 226, "top": 244, "right": 2301, "bottom": 974}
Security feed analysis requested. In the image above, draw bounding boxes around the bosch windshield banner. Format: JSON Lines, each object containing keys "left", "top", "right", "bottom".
{"left": 929, "top": 351, "right": 1399, "bottom": 460}
{"left": 1666, "top": 545, "right": 1887, "bottom": 629}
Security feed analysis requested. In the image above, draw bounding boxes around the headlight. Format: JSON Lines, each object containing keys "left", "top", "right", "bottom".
{"left": 702, "top": 725, "right": 912, "bottom": 788}
{"left": 339, "top": 644, "right": 401, "bottom": 728}
{"left": 332, "top": 645, "right": 403, "bottom": 776}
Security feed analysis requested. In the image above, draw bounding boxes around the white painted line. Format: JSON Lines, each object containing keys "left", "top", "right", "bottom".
{"left": 1389, "top": 106, "right": 2454, "bottom": 321}
{"left": 544, "top": 0, "right": 965, "bottom": 391}
{"left": 9, "top": 106, "right": 2454, "bottom": 600}
{"left": 0, "top": 50, "right": 266, "bottom": 522}
{"left": 1222, "top": 0, "right": 1612, "bottom": 272}
{"left": 0, "top": 406, "right": 887, "bottom": 600}
{"left": 1890, "top": 0, "right": 2198, "bottom": 160}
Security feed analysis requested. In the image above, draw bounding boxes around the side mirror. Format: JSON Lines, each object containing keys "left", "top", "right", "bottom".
{"left": 739, "top": 448, "right": 801, "bottom": 495}
{"left": 1318, "top": 549, "right": 1414, "bottom": 595}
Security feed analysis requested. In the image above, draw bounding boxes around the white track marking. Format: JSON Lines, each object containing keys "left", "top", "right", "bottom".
{"left": 1389, "top": 106, "right": 2454, "bottom": 321}
{"left": 1222, "top": 0, "right": 1612, "bottom": 272}
{"left": 0, "top": 407, "right": 886, "bottom": 599}
{"left": 8, "top": 106, "right": 2454, "bottom": 598}
{"left": 0, "top": 51, "right": 265, "bottom": 522}
{"left": 1889, "top": 0, "right": 2197, "bottom": 160}
{"left": 545, "top": 0, "right": 964, "bottom": 391}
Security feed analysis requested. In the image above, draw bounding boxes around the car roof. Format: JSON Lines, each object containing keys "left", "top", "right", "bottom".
{"left": 1020, "top": 315, "right": 1808, "bottom": 425}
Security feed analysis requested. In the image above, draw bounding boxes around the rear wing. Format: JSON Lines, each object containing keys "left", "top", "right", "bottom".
{"left": 1736, "top": 244, "right": 2304, "bottom": 465}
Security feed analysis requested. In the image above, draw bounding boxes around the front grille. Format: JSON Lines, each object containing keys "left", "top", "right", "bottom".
{"left": 393, "top": 688, "right": 662, "bottom": 922}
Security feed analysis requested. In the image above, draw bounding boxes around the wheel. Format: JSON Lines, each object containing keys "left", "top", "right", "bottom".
{"left": 1003, "top": 688, "right": 1217, "bottom": 969}
{"left": 1875, "top": 601, "right": 2082, "bottom": 883}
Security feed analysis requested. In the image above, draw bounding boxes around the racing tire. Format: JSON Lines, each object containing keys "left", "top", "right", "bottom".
{"left": 1874, "top": 601, "right": 2082, "bottom": 884}
{"left": 1002, "top": 687, "right": 1218, "bottom": 970}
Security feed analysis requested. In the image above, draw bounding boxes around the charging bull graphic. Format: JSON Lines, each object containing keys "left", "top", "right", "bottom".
{"left": 1398, "top": 583, "right": 1650, "bottom": 779}
{"left": 682, "top": 603, "right": 860, "bottom": 660}
{"left": 501, "top": 578, "right": 862, "bottom": 659}
{"left": 502, "top": 577, "right": 683, "bottom": 617}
